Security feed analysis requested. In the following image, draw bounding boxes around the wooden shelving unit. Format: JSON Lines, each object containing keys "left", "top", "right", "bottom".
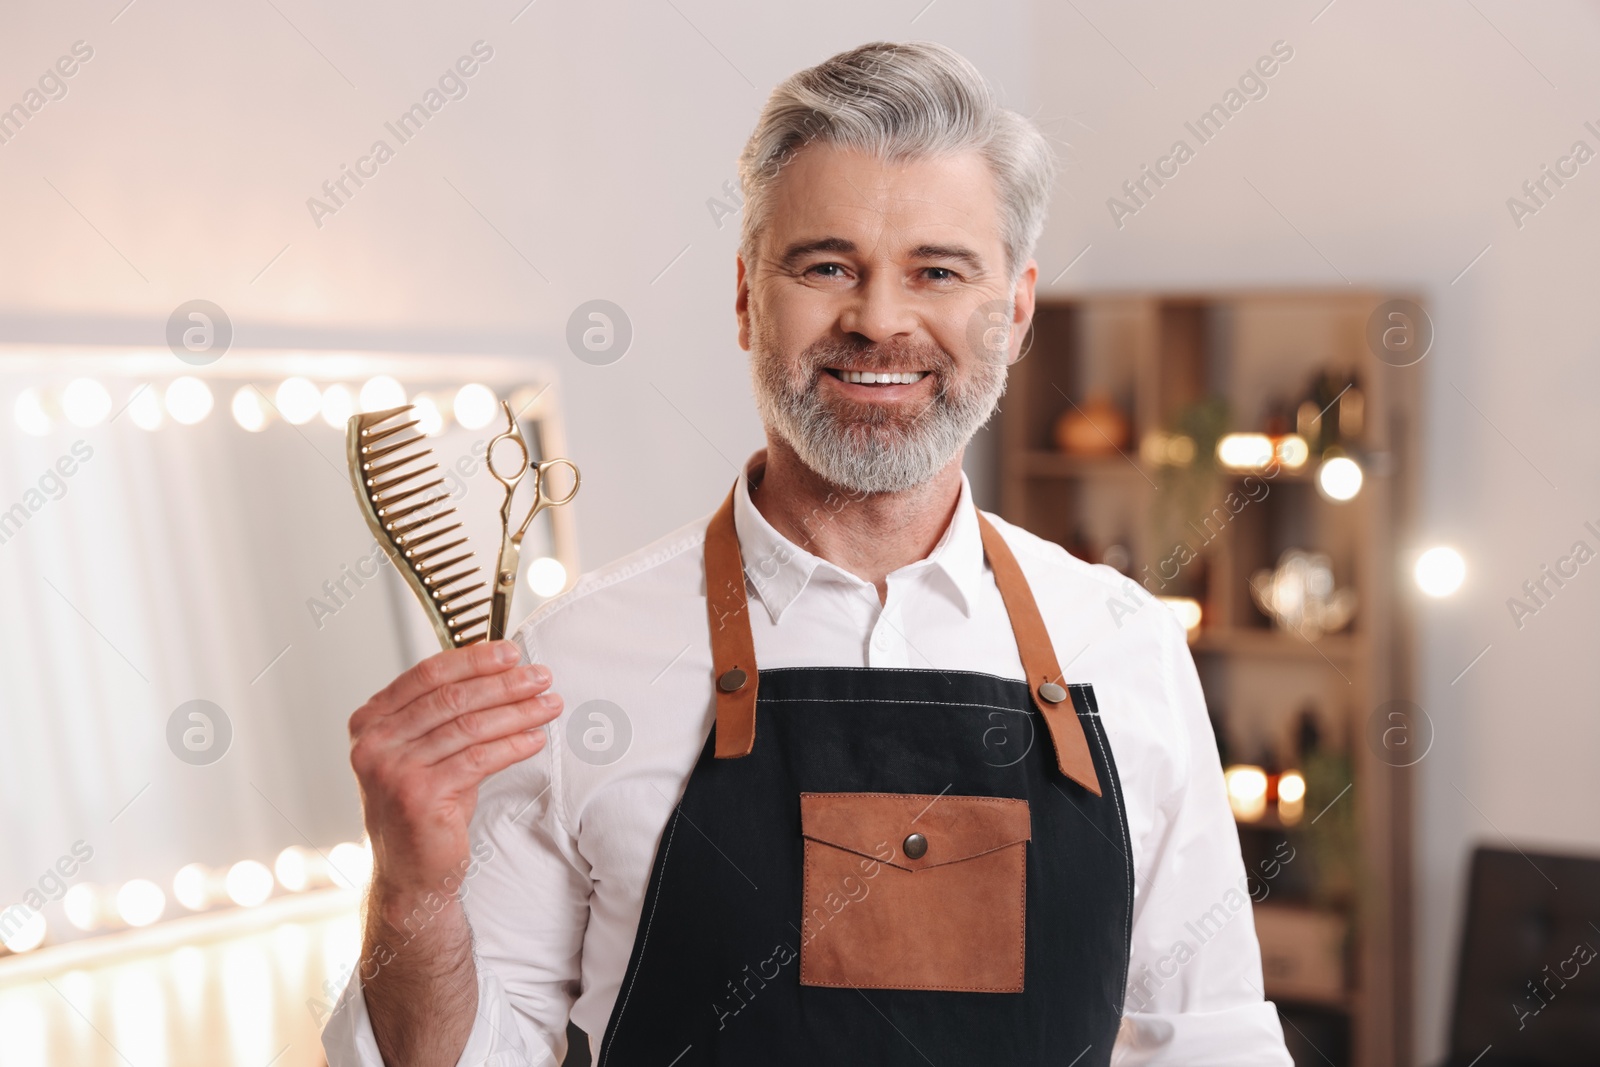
{"left": 996, "top": 291, "right": 1422, "bottom": 1067}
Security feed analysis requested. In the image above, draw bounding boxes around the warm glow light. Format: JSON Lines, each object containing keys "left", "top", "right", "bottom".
{"left": 320, "top": 384, "right": 355, "bottom": 429}
{"left": 1275, "top": 434, "right": 1310, "bottom": 469}
{"left": 412, "top": 393, "right": 445, "bottom": 436}
{"left": 527, "top": 557, "right": 569, "bottom": 597}
{"left": 454, "top": 383, "right": 499, "bottom": 430}
{"left": 1277, "top": 771, "right": 1307, "bottom": 825}
{"left": 1158, "top": 596, "right": 1202, "bottom": 635}
{"left": 173, "top": 864, "right": 211, "bottom": 911}
{"left": 1415, "top": 546, "right": 1466, "bottom": 598}
{"left": 230, "top": 387, "right": 269, "bottom": 433}
{"left": 1217, "top": 433, "right": 1274, "bottom": 470}
{"left": 225, "top": 861, "right": 274, "bottom": 907}
{"left": 274, "top": 847, "right": 311, "bottom": 892}
{"left": 14, "top": 388, "right": 52, "bottom": 435}
{"left": 129, "top": 385, "right": 164, "bottom": 431}
{"left": 1317, "top": 455, "right": 1363, "bottom": 502}
{"left": 360, "top": 375, "right": 406, "bottom": 412}
{"left": 63, "top": 884, "right": 100, "bottom": 931}
{"left": 0, "top": 906, "right": 46, "bottom": 953}
{"left": 328, "top": 841, "right": 373, "bottom": 891}
{"left": 165, "top": 377, "right": 214, "bottom": 425}
{"left": 1225, "top": 765, "right": 1269, "bottom": 822}
{"left": 62, "top": 378, "right": 112, "bottom": 426}
{"left": 275, "top": 377, "right": 321, "bottom": 425}
{"left": 115, "top": 879, "right": 166, "bottom": 927}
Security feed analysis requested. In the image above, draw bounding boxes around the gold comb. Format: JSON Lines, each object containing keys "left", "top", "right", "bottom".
{"left": 347, "top": 404, "right": 491, "bottom": 649}
{"left": 346, "top": 399, "right": 581, "bottom": 651}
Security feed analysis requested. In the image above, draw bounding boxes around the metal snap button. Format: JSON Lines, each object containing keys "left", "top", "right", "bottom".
{"left": 1037, "top": 681, "right": 1068, "bottom": 704}
{"left": 903, "top": 832, "right": 928, "bottom": 860}
{"left": 717, "top": 669, "right": 748, "bottom": 693}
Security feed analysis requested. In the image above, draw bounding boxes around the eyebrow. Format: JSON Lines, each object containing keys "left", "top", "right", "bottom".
{"left": 777, "top": 237, "right": 988, "bottom": 275}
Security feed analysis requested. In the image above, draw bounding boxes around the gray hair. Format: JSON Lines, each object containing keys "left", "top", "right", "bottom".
{"left": 736, "top": 41, "right": 1057, "bottom": 288}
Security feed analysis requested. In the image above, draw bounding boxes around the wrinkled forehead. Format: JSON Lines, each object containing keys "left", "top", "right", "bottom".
{"left": 760, "top": 143, "right": 1005, "bottom": 272}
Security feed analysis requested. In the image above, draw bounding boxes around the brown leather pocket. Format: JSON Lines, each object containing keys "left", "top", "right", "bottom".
{"left": 797, "top": 792, "right": 1030, "bottom": 993}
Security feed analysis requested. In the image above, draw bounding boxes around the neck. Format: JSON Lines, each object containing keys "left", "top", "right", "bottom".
{"left": 748, "top": 435, "right": 966, "bottom": 602}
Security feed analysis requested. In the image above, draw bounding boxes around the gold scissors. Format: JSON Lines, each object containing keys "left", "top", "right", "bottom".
{"left": 486, "top": 400, "right": 580, "bottom": 640}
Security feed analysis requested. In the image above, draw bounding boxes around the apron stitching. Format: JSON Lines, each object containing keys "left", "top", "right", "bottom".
{"left": 1082, "top": 707, "right": 1134, "bottom": 1004}
{"left": 757, "top": 696, "right": 1044, "bottom": 715}
{"left": 600, "top": 806, "right": 681, "bottom": 1064}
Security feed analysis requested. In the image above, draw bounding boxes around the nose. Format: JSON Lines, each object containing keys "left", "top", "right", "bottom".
{"left": 837, "top": 270, "right": 917, "bottom": 344}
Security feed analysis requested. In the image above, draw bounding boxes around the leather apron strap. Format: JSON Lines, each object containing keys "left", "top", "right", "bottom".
{"left": 703, "top": 483, "right": 1103, "bottom": 796}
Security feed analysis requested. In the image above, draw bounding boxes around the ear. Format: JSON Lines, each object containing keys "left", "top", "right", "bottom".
{"left": 735, "top": 253, "right": 752, "bottom": 352}
{"left": 1008, "top": 259, "right": 1039, "bottom": 366}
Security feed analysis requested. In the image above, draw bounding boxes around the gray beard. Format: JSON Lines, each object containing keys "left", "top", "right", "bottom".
{"left": 750, "top": 329, "right": 1008, "bottom": 495}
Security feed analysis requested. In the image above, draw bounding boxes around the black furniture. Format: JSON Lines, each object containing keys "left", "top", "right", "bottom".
{"left": 1439, "top": 845, "right": 1600, "bottom": 1066}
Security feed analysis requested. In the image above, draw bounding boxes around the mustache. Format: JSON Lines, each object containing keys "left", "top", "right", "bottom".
{"left": 799, "top": 338, "right": 956, "bottom": 374}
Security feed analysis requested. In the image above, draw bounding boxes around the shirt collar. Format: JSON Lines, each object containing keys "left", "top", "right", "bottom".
{"left": 730, "top": 450, "right": 985, "bottom": 624}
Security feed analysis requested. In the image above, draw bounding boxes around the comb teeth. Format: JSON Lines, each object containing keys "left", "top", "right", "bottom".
{"left": 349, "top": 404, "right": 491, "bottom": 648}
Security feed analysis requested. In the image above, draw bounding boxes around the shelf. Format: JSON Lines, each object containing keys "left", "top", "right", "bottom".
{"left": 1018, "top": 450, "right": 1150, "bottom": 480}
{"left": 1191, "top": 627, "right": 1357, "bottom": 662}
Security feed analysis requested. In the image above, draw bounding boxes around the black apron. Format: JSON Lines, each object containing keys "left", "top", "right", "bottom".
{"left": 596, "top": 485, "right": 1132, "bottom": 1066}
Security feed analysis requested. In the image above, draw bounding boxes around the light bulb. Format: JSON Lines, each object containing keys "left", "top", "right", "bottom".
{"left": 359, "top": 376, "right": 406, "bottom": 412}
{"left": 328, "top": 841, "right": 373, "bottom": 891}
{"left": 14, "top": 388, "right": 52, "bottom": 435}
{"left": 225, "top": 860, "right": 274, "bottom": 907}
{"left": 1224, "top": 765, "right": 1268, "bottom": 822}
{"left": 1415, "top": 546, "right": 1466, "bottom": 598}
{"left": 115, "top": 879, "right": 166, "bottom": 927}
{"left": 62, "top": 378, "right": 111, "bottom": 426}
{"left": 63, "top": 884, "right": 101, "bottom": 931}
{"left": 1217, "top": 433, "right": 1274, "bottom": 470}
{"left": 412, "top": 394, "right": 445, "bottom": 436}
{"left": 321, "top": 384, "right": 355, "bottom": 428}
{"left": 275, "top": 378, "right": 321, "bottom": 425}
{"left": 231, "top": 387, "right": 269, "bottom": 432}
{"left": 0, "top": 906, "right": 46, "bottom": 953}
{"left": 1317, "top": 456, "right": 1363, "bottom": 502}
{"left": 453, "top": 383, "right": 498, "bottom": 430}
{"left": 526, "top": 557, "right": 568, "bottom": 597}
{"left": 128, "top": 385, "right": 164, "bottom": 430}
{"left": 274, "top": 847, "right": 310, "bottom": 892}
{"left": 173, "top": 863, "right": 211, "bottom": 911}
{"left": 165, "top": 377, "right": 214, "bottom": 425}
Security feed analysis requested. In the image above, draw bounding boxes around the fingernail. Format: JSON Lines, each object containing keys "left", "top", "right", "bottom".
{"left": 495, "top": 641, "right": 520, "bottom": 664}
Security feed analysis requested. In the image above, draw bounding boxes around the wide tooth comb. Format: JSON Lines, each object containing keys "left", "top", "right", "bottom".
{"left": 346, "top": 404, "right": 489, "bottom": 649}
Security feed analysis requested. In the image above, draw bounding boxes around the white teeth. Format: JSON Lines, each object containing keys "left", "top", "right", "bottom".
{"left": 839, "top": 370, "right": 926, "bottom": 385}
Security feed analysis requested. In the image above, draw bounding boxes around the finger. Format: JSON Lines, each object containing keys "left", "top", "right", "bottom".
{"left": 385, "top": 664, "right": 554, "bottom": 744}
{"left": 375, "top": 640, "right": 524, "bottom": 715}
{"left": 433, "top": 728, "right": 548, "bottom": 787}
{"left": 412, "top": 693, "right": 564, "bottom": 767}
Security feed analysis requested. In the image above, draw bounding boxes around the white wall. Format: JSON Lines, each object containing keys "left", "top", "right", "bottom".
{"left": 1024, "top": 2, "right": 1600, "bottom": 1061}
{"left": 4, "top": 0, "right": 1598, "bottom": 1061}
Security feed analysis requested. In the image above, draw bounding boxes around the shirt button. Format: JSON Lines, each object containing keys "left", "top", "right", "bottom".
{"left": 872, "top": 629, "right": 889, "bottom": 650}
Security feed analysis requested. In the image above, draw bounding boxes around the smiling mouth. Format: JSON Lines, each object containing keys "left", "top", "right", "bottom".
{"left": 823, "top": 368, "right": 930, "bottom": 385}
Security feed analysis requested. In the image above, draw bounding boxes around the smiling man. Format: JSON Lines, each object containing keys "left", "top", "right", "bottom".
{"left": 324, "top": 41, "right": 1291, "bottom": 1067}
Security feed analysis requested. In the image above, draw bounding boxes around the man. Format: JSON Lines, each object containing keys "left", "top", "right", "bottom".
{"left": 324, "top": 40, "right": 1292, "bottom": 1066}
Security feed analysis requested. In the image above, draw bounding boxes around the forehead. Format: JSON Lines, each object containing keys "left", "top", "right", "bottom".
{"left": 763, "top": 142, "right": 1003, "bottom": 261}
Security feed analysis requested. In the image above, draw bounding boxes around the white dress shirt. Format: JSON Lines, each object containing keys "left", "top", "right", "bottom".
{"left": 323, "top": 451, "right": 1291, "bottom": 1066}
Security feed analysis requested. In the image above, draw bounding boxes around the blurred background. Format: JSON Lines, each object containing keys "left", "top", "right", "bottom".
{"left": 2, "top": 1, "right": 1598, "bottom": 1065}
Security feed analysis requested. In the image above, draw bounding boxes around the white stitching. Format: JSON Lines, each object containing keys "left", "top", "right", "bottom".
{"left": 757, "top": 696, "right": 1037, "bottom": 715}
{"left": 598, "top": 807, "right": 680, "bottom": 1065}
{"left": 1080, "top": 697, "right": 1134, "bottom": 1000}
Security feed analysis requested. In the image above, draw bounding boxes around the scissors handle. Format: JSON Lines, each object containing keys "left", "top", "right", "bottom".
{"left": 513, "top": 458, "right": 581, "bottom": 541}
{"left": 486, "top": 402, "right": 531, "bottom": 493}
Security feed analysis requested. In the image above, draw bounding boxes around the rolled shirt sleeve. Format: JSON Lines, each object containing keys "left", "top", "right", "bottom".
{"left": 1111, "top": 610, "right": 1291, "bottom": 1066}
{"left": 321, "top": 715, "right": 588, "bottom": 1067}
